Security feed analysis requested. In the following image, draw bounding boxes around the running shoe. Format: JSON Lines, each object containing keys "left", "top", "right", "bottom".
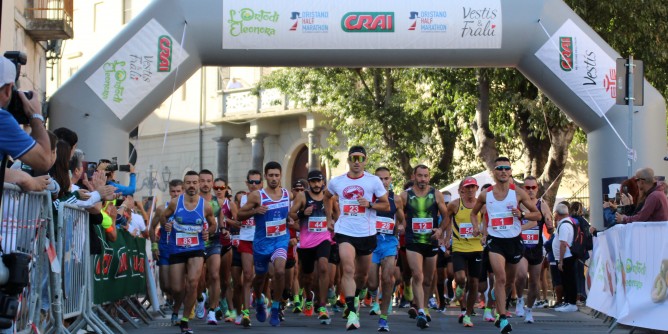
{"left": 499, "top": 318, "right": 512, "bottom": 334}
{"left": 458, "top": 311, "right": 465, "bottom": 324}
{"left": 195, "top": 300, "right": 206, "bottom": 319}
{"left": 241, "top": 309, "right": 251, "bottom": 328}
{"left": 416, "top": 313, "right": 429, "bottom": 329}
{"left": 318, "top": 307, "right": 331, "bottom": 325}
{"left": 180, "top": 321, "right": 193, "bottom": 334}
{"left": 555, "top": 303, "right": 578, "bottom": 312}
{"left": 304, "top": 301, "right": 314, "bottom": 317}
{"left": 346, "top": 311, "right": 360, "bottom": 330}
{"left": 328, "top": 288, "right": 337, "bottom": 307}
{"left": 425, "top": 309, "right": 432, "bottom": 322}
{"left": 408, "top": 307, "right": 418, "bottom": 319}
{"left": 279, "top": 307, "right": 285, "bottom": 322}
{"left": 428, "top": 297, "right": 438, "bottom": 309}
{"left": 269, "top": 307, "right": 281, "bottom": 327}
{"left": 207, "top": 310, "right": 217, "bottom": 325}
{"left": 369, "top": 302, "right": 381, "bottom": 316}
{"left": 355, "top": 296, "right": 360, "bottom": 313}
{"left": 234, "top": 314, "right": 242, "bottom": 325}
{"left": 399, "top": 298, "right": 411, "bottom": 308}
{"left": 483, "top": 308, "right": 495, "bottom": 322}
{"left": 377, "top": 317, "right": 390, "bottom": 332}
{"left": 455, "top": 286, "right": 465, "bottom": 302}
{"left": 494, "top": 314, "right": 501, "bottom": 328}
{"left": 463, "top": 315, "right": 474, "bottom": 327}
{"left": 524, "top": 309, "right": 534, "bottom": 324}
{"left": 515, "top": 298, "right": 525, "bottom": 317}
{"left": 171, "top": 313, "right": 179, "bottom": 326}
{"left": 293, "top": 301, "right": 303, "bottom": 313}
{"left": 255, "top": 295, "right": 267, "bottom": 322}
{"left": 225, "top": 310, "right": 237, "bottom": 323}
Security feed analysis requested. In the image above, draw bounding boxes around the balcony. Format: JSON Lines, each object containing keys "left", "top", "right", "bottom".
{"left": 24, "top": 0, "right": 74, "bottom": 41}
{"left": 220, "top": 87, "right": 306, "bottom": 119}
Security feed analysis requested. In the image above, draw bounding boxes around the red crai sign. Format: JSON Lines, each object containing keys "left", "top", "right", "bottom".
{"left": 341, "top": 12, "right": 394, "bottom": 32}
{"left": 157, "top": 35, "right": 172, "bottom": 72}
{"left": 559, "top": 36, "right": 573, "bottom": 71}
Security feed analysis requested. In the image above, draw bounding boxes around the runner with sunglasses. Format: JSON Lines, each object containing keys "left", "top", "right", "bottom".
{"left": 324, "top": 146, "right": 389, "bottom": 330}
{"left": 470, "top": 157, "right": 541, "bottom": 334}
{"left": 511, "top": 176, "right": 554, "bottom": 323}
{"left": 212, "top": 178, "right": 238, "bottom": 323}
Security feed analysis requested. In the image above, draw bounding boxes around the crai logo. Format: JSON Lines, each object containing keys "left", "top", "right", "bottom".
{"left": 228, "top": 8, "right": 279, "bottom": 37}
{"left": 157, "top": 35, "right": 172, "bottom": 73}
{"left": 559, "top": 36, "right": 574, "bottom": 71}
{"left": 341, "top": 12, "right": 394, "bottom": 32}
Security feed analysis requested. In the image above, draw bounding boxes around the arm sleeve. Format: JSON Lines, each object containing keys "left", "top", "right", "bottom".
{"left": 109, "top": 173, "right": 137, "bottom": 196}
{"left": 0, "top": 110, "right": 36, "bottom": 160}
{"left": 625, "top": 193, "right": 659, "bottom": 223}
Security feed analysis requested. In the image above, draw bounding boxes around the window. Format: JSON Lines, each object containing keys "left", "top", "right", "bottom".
{"left": 181, "top": 84, "right": 186, "bottom": 101}
{"left": 122, "top": 0, "right": 132, "bottom": 24}
{"left": 93, "top": 2, "right": 103, "bottom": 32}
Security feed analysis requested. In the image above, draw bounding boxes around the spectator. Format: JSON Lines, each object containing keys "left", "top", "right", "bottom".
{"left": 53, "top": 127, "right": 78, "bottom": 158}
{"left": 9, "top": 130, "right": 60, "bottom": 197}
{"left": 570, "top": 202, "right": 588, "bottom": 303}
{"left": 125, "top": 196, "right": 148, "bottom": 238}
{"left": 226, "top": 78, "right": 243, "bottom": 89}
{"left": 616, "top": 167, "right": 668, "bottom": 223}
{"left": 543, "top": 233, "right": 563, "bottom": 307}
{"left": 98, "top": 159, "right": 136, "bottom": 196}
{"left": 553, "top": 203, "right": 578, "bottom": 312}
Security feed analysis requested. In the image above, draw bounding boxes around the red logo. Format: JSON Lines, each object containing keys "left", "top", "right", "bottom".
{"left": 341, "top": 12, "right": 394, "bottom": 32}
{"left": 603, "top": 68, "right": 617, "bottom": 98}
{"left": 157, "top": 35, "right": 172, "bottom": 72}
{"left": 559, "top": 36, "right": 573, "bottom": 71}
{"left": 343, "top": 185, "right": 364, "bottom": 199}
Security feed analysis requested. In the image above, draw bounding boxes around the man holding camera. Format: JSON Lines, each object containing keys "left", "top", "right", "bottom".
{"left": 97, "top": 159, "right": 136, "bottom": 196}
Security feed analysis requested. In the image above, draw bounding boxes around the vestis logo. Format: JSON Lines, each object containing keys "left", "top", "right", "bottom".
{"left": 341, "top": 12, "right": 394, "bottom": 32}
{"left": 342, "top": 185, "right": 365, "bottom": 199}
{"left": 157, "top": 35, "right": 172, "bottom": 72}
{"left": 559, "top": 36, "right": 573, "bottom": 71}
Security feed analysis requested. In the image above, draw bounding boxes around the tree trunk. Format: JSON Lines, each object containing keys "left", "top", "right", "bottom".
{"left": 515, "top": 107, "right": 551, "bottom": 177}
{"left": 431, "top": 113, "right": 459, "bottom": 185}
{"left": 538, "top": 119, "right": 577, "bottom": 207}
{"left": 472, "top": 69, "right": 498, "bottom": 171}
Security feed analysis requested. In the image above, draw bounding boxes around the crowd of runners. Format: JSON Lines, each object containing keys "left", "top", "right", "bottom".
{"left": 151, "top": 145, "right": 575, "bottom": 334}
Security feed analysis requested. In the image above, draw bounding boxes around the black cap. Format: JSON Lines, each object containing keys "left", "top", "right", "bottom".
{"left": 348, "top": 145, "right": 366, "bottom": 156}
{"left": 292, "top": 180, "right": 306, "bottom": 188}
{"left": 307, "top": 170, "right": 324, "bottom": 180}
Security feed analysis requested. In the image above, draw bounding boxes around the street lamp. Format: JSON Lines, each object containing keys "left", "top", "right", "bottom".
{"left": 139, "top": 165, "right": 171, "bottom": 197}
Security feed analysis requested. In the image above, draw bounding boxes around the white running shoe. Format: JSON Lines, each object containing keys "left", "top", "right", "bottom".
{"left": 207, "top": 310, "right": 217, "bottom": 325}
{"left": 196, "top": 293, "right": 207, "bottom": 319}
{"left": 524, "top": 309, "right": 534, "bottom": 324}
{"left": 515, "top": 298, "right": 525, "bottom": 317}
{"left": 555, "top": 303, "right": 578, "bottom": 312}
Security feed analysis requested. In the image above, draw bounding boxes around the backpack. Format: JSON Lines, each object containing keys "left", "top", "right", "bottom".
{"left": 573, "top": 215, "right": 593, "bottom": 252}
{"left": 558, "top": 218, "right": 588, "bottom": 260}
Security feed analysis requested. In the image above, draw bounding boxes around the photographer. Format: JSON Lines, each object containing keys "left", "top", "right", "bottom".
{"left": 97, "top": 159, "right": 136, "bottom": 196}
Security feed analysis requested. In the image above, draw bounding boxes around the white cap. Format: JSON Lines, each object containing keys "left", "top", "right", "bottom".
{"left": 0, "top": 57, "right": 17, "bottom": 87}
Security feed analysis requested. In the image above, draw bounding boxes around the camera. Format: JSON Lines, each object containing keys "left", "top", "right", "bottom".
{"left": 3, "top": 51, "right": 34, "bottom": 125}
{"left": 0, "top": 252, "right": 31, "bottom": 329}
{"left": 99, "top": 157, "right": 131, "bottom": 173}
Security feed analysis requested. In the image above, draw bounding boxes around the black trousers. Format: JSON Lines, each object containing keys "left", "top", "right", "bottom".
{"left": 559, "top": 257, "right": 577, "bottom": 304}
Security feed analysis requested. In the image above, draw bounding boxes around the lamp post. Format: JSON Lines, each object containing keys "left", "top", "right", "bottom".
{"left": 140, "top": 165, "right": 171, "bottom": 197}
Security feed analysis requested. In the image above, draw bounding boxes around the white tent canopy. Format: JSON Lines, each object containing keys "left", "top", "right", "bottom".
{"left": 439, "top": 170, "right": 495, "bottom": 202}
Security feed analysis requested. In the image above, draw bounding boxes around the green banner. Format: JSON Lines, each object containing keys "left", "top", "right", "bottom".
{"left": 92, "top": 226, "right": 147, "bottom": 304}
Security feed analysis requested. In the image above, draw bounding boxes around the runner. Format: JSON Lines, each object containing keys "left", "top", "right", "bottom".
{"left": 446, "top": 177, "right": 483, "bottom": 328}
{"left": 400, "top": 164, "right": 449, "bottom": 329}
{"left": 161, "top": 171, "right": 217, "bottom": 334}
{"left": 290, "top": 170, "right": 333, "bottom": 324}
{"left": 227, "top": 190, "right": 248, "bottom": 325}
{"left": 324, "top": 146, "right": 389, "bottom": 330}
{"left": 366, "top": 167, "right": 405, "bottom": 332}
{"left": 213, "top": 178, "right": 238, "bottom": 323}
{"left": 238, "top": 161, "right": 292, "bottom": 327}
{"left": 149, "top": 179, "right": 182, "bottom": 324}
{"left": 512, "top": 176, "right": 554, "bottom": 323}
{"left": 470, "top": 157, "right": 541, "bottom": 334}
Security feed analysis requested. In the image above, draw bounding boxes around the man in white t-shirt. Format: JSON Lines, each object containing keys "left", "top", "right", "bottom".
{"left": 129, "top": 211, "right": 148, "bottom": 238}
{"left": 552, "top": 203, "right": 577, "bottom": 312}
{"left": 324, "top": 146, "right": 389, "bottom": 330}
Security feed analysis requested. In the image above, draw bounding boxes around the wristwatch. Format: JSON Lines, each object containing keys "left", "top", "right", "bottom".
{"left": 30, "top": 113, "right": 45, "bottom": 123}
{"left": 368, "top": 202, "right": 373, "bottom": 209}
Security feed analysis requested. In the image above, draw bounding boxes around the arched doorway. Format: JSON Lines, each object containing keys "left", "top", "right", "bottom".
{"left": 291, "top": 145, "right": 309, "bottom": 187}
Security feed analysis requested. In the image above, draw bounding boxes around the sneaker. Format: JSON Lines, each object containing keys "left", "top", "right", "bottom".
{"left": 463, "top": 315, "right": 474, "bottom": 327}
{"left": 483, "top": 308, "right": 495, "bottom": 322}
{"left": 550, "top": 302, "right": 565, "bottom": 309}
{"left": 241, "top": 310, "right": 251, "bottom": 328}
{"left": 428, "top": 297, "right": 438, "bottom": 309}
{"left": 499, "top": 318, "right": 512, "bottom": 334}
{"left": 318, "top": 307, "right": 331, "bottom": 325}
{"left": 195, "top": 299, "right": 206, "bottom": 319}
{"left": 541, "top": 299, "right": 550, "bottom": 308}
{"left": 408, "top": 307, "right": 418, "bottom": 319}
{"left": 332, "top": 304, "right": 341, "bottom": 313}
{"left": 234, "top": 314, "right": 242, "bottom": 325}
{"left": 207, "top": 310, "right": 217, "bottom": 325}
{"left": 304, "top": 301, "right": 314, "bottom": 317}
{"left": 524, "top": 309, "right": 534, "bottom": 324}
{"left": 270, "top": 307, "right": 281, "bottom": 327}
{"left": 425, "top": 310, "right": 432, "bottom": 322}
{"left": 399, "top": 299, "right": 411, "bottom": 308}
{"left": 180, "top": 321, "right": 194, "bottom": 334}
{"left": 438, "top": 306, "right": 447, "bottom": 314}
{"left": 555, "top": 303, "right": 578, "bottom": 312}
{"left": 378, "top": 318, "right": 390, "bottom": 332}
{"left": 293, "top": 301, "right": 303, "bottom": 313}
{"left": 328, "top": 288, "right": 337, "bottom": 307}
{"left": 370, "top": 302, "right": 381, "bottom": 316}
{"left": 494, "top": 314, "right": 501, "bottom": 328}
{"left": 515, "top": 298, "right": 525, "bottom": 317}
{"left": 354, "top": 296, "right": 360, "bottom": 313}
{"left": 171, "top": 314, "right": 180, "bottom": 326}
{"left": 216, "top": 308, "right": 224, "bottom": 321}
{"left": 455, "top": 286, "right": 465, "bottom": 302}
{"left": 346, "top": 311, "right": 360, "bottom": 330}
{"left": 532, "top": 300, "right": 546, "bottom": 309}
{"left": 255, "top": 295, "right": 267, "bottom": 322}
{"left": 458, "top": 311, "right": 465, "bottom": 323}
{"left": 416, "top": 313, "right": 429, "bottom": 329}
{"left": 279, "top": 307, "right": 285, "bottom": 322}
{"left": 225, "top": 310, "right": 237, "bottom": 323}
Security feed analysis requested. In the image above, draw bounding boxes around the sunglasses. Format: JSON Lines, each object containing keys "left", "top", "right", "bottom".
{"left": 494, "top": 165, "right": 511, "bottom": 171}
{"left": 213, "top": 186, "right": 226, "bottom": 191}
{"left": 247, "top": 179, "right": 262, "bottom": 185}
{"left": 524, "top": 185, "right": 537, "bottom": 190}
{"left": 348, "top": 155, "right": 366, "bottom": 163}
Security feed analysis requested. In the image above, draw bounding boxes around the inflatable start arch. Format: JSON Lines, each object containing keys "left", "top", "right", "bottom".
{"left": 49, "top": 0, "right": 666, "bottom": 227}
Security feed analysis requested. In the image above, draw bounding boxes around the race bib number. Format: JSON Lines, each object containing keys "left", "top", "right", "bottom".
{"left": 458, "top": 222, "right": 474, "bottom": 239}
{"left": 266, "top": 219, "right": 287, "bottom": 238}
{"left": 176, "top": 233, "right": 199, "bottom": 247}
{"left": 241, "top": 217, "right": 255, "bottom": 229}
{"left": 521, "top": 229, "right": 539, "bottom": 245}
{"left": 308, "top": 217, "right": 328, "bottom": 233}
{"left": 375, "top": 216, "right": 395, "bottom": 234}
{"left": 489, "top": 212, "right": 514, "bottom": 231}
{"left": 231, "top": 235, "right": 240, "bottom": 247}
{"left": 342, "top": 199, "right": 366, "bottom": 217}
{"left": 412, "top": 218, "right": 433, "bottom": 234}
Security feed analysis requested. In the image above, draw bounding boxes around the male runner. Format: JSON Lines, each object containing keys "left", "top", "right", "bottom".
{"left": 367, "top": 167, "right": 405, "bottom": 332}
{"left": 290, "top": 170, "right": 333, "bottom": 324}
{"left": 238, "top": 162, "right": 292, "bottom": 327}
{"left": 325, "top": 146, "right": 389, "bottom": 330}
{"left": 150, "top": 179, "right": 183, "bottom": 324}
{"left": 446, "top": 177, "right": 483, "bottom": 327}
{"left": 400, "top": 165, "right": 449, "bottom": 329}
{"left": 470, "top": 157, "right": 541, "bottom": 334}
{"left": 162, "top": 171, "right": 217, "bottom": 334}
{"left": 512, "top": 176, "right": 553, "bottom": 323}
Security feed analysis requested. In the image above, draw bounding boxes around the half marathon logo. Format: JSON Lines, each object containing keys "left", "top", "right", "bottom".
{"left": 228, "top": 8, "right": 279, "bottom": 37}
{"left": 290, "top": 11, "right": 329, "bottom": 33}
{"left": 408, "top": 11, "right": 447, "bottom": 32}
{"left": 341, "top": 12, "right": 394, "bottom": 33}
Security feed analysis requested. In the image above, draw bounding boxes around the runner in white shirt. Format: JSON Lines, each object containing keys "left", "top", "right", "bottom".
{"left": 324, "top": 146, "right": 389, "bottom": 330}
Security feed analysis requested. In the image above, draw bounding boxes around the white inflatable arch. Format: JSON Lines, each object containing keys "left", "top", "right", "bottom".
{"left": 49, "top": 0, "right": 666, "bottom": 227}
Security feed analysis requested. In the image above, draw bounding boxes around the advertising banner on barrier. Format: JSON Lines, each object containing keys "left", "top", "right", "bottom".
{"left": 92, "top": 226, "right": 147, "bottom": 304}
{"left": 587, "top": 222, "right": 668, "bottom": 331}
